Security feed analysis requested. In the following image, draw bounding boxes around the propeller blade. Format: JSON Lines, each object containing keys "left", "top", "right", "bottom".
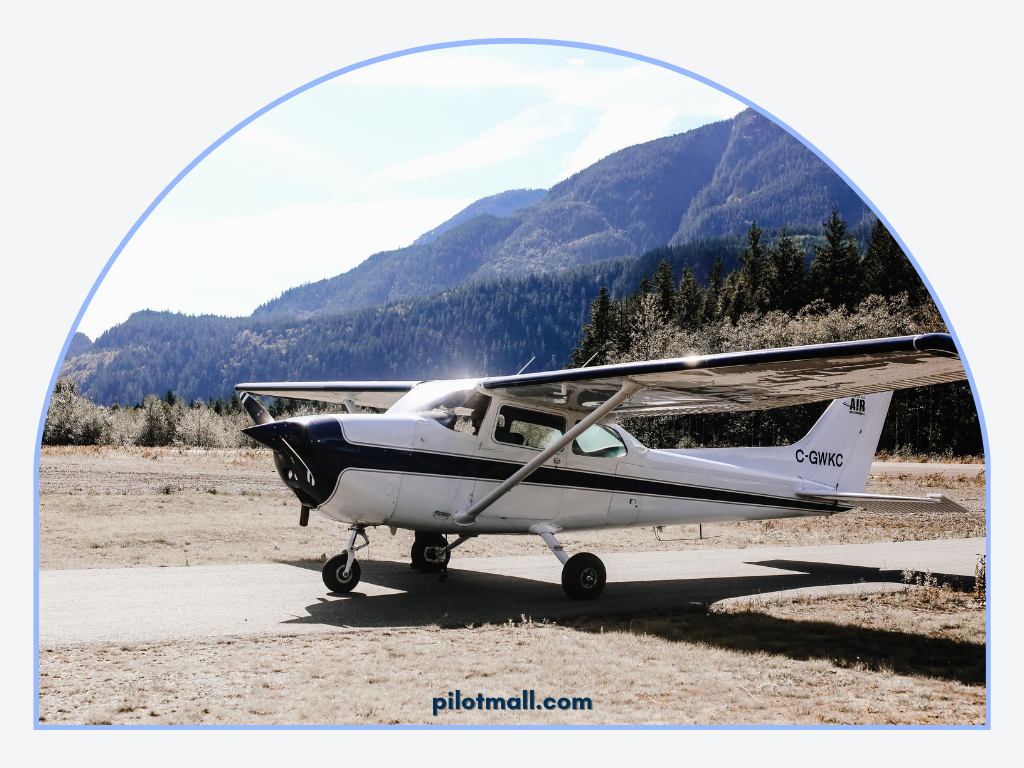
{"left": 240, "top": 391, "right": 273, "bottom": 425}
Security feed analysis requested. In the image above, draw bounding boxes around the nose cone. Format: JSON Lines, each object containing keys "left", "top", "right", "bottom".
{"left": 242, "top": 420, "right": 294, "bottom": 449}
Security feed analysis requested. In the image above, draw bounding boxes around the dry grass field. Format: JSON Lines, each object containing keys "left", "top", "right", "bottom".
{"left": 38, "top": 446, "right": 986, "bottom": 571}
{"left": 38, "top": 585, "right": 985, "bottom": 726}
{"left": 37, "top": 446, "right": 988, "bottom": 726}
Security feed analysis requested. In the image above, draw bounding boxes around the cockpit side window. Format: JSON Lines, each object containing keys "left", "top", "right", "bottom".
{"left": 493, "top": 405, "right": 566, "bottom": 450}
{"left": 571, "top": 423, "right": 628, "bottom": 458}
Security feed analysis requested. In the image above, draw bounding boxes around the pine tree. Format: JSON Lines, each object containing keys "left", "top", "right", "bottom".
{"left": 703, "top": 255, "right": 724, "bottom": 323}
{"left": 653, "top": 259, "right": 676, "bottom": 321}
{"left": 165, "top": 389, "right": 176, "bottom": 406}
{"left": 674, "top": 266, "right": 704, "bottom": 331}
{"left": 862, "top": 218, "right": 924, "bottom": 303}
{"left": 737, "top": 221, "right": 769, "bottom": 315}
{"left": 569, "top": 286, "right": 614, "bottom": 367}
{"left": 810, "top": 205, "right": 863, "bottom": 309}
{"left": 767, "top": 225, "right": 807, "bottom": 312}
{"left": 721, "top": 270, "right": 744, "bottom": 323}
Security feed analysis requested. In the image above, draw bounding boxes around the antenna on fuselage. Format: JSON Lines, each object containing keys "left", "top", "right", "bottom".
{"left": 516, "top": 356, "right": 536, "bottom": 375}
{"left": 580, "top": 351, "right": 600, "bottom": 368}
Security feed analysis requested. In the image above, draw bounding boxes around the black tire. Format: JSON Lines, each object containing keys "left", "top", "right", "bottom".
{"left": 323, "top": 552, "right": 361, "bottom": 593}
{"left": 561, "top": 553, "right": 606, "bottom": 600}
{"left": 411, "top": 534, "right": 450, "bottom": 572}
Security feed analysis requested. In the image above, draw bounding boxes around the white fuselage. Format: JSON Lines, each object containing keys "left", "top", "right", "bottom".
{"left": 310, "top": 404, "right": 838, "bottom": 535}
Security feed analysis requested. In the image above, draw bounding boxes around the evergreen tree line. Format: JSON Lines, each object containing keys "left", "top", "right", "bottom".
{"left": 569, "top": 211, "right": 982, "bottom": 457}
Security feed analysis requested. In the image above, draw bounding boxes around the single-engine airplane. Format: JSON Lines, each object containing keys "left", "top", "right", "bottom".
{"left": 236, "top": 333, "right": 969, "bottom": 599}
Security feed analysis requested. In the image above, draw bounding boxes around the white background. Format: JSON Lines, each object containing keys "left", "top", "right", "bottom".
{"left": 2, "top": 0, "right": 1018, "bottom": 760}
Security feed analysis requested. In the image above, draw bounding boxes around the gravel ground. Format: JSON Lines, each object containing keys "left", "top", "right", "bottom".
{"left": 38, "top": 587, "right": 985, "bottom": 726}
{"left": 38, "top": 447, "right": 986, "bottom": 570}
{"left": 39, "top": 446, "right": 283, "bottom": 496}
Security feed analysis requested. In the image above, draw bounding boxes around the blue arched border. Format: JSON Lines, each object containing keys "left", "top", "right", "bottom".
{"left": 35, "top": 37, "right": 990, "bottom": 730}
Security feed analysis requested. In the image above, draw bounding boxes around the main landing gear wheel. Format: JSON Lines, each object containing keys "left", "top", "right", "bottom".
{"left": 323, "top": 552, "right": 361, "bottom": 593}
{"left": 411, "top": 533, "right": 450, "bottom": 573}
{"left": 561, "top": 552, "right": 606, "bottom": 600}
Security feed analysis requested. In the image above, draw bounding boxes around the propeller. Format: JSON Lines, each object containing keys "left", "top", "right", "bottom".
{"left": 240, "top": 391, "right": 273, "bottom": 425}
{"left": 239, "top": 392, "right": 311, "bottom": 526}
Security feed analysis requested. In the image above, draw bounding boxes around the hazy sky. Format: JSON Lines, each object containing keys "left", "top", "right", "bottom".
{"left": 80, "top": 44, "right": 743, "bottom": 339}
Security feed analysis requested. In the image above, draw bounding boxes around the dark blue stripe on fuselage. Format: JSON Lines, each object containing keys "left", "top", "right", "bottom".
{"left": 292, "top": 419, "right": 837, "bottom": 514}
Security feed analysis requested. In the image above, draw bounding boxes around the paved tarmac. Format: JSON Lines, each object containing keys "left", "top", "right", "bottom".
{"left": 39, "top": 538, "right": 985, "bottom": 647}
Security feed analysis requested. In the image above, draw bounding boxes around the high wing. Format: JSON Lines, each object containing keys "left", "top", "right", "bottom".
{"left": 483, "top": 333, "right": 965, "bottom": 416}
{"left": 233, "top": 381, "right": 419, "bottom": 409}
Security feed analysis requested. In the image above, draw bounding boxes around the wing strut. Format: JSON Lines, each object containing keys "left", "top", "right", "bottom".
{"left": 453, "top": 381, "right": 641, "bottom": 526}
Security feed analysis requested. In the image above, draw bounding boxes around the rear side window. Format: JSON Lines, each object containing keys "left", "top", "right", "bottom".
{"left": 494, "top": 406, "right": 566, "bottom": 450}
{"left": 572, "top": 424, "right": 627, "bottom": 458}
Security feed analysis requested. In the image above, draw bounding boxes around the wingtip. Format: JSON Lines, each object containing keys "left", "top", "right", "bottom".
{"left": 914, "top": 333, "right": 960, "bottom": 358}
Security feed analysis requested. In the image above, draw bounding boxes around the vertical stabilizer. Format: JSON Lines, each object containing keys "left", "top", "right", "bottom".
{"left": 660, "top": 391, "right": 894, "bottom": 492}
{"left": 791, "top": 391, "right": 893, "bottom": 492}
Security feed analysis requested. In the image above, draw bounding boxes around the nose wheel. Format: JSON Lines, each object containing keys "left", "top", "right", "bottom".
{"left": 322, "top": 552, "right": 361, "bottom": 592}
{"left": 322, "top": 526, "right": 369, "bottom": 593}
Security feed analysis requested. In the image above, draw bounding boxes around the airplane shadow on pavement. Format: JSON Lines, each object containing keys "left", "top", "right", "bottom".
{"left": 282, "top": 559, "right": 983, "bottom": 685}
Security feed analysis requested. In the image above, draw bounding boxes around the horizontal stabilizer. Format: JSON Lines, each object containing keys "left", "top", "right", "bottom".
{"left": 796, "top": 491, "right": 969, "bottom": 515}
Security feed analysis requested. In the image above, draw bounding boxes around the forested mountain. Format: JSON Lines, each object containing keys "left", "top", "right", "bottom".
{"left": 253, "top": 108, "right": 870, "bottom": 317}
{"left": 411, "top": 189, "right": 547, "bottom": 245}
{"left": 670, "top": 110, "right": 870, "bottom": 242}
{"left": 63, "top": 331, "right": 93, "bottom": 361}
{"left": 63, "top": 217, "right": 919, "bottom": 410}
{"left": 65, "top": 236, "right": 750, "bottom": 406}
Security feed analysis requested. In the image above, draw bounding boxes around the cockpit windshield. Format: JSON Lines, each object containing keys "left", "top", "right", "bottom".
{"left": 387, "top": 380, "right": 486, "bottom": 414}
{"left": 388, "top": 380, "right": 491, "bottom": 434}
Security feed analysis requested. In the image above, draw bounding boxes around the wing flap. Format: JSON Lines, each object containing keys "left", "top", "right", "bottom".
{"left": 796, "top": 491, "right": 969, "bottom": 515}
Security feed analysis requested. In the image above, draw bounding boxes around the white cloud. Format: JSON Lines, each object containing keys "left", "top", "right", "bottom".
{"left": 563, "top": 101, "right": 677, "bottom": 178}
{"left": 566, "top": 58, "right": 585, "bottom": 67}
{"left": 78, "top": 197, "right": 473, "bottom": 338}
{"left": 373, "top": 104, "right": 575, "bottom": 183}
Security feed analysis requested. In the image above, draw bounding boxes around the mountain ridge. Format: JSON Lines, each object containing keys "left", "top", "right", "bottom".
{"left": 411, "top": 188, "right": 547, "bottom": 246}
{"left": 252, "top": 109, "right": 870, "bottom": 318}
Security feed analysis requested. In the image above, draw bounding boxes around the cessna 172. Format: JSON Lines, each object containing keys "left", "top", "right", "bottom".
{"left": 236, "top": 333, "right": 969, "bottom": 600}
